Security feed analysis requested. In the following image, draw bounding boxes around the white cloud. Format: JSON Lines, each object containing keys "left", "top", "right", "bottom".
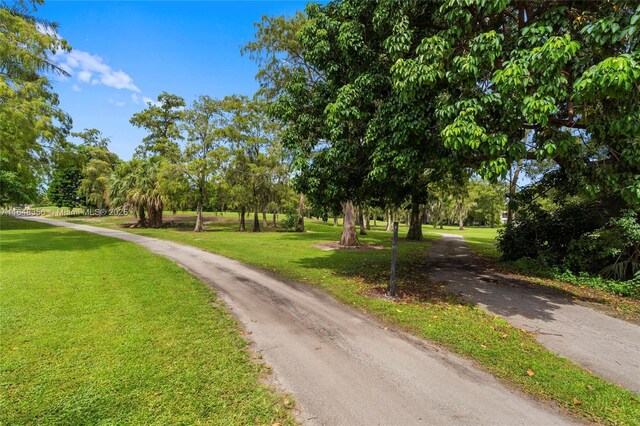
{"left": 71, "top": 84, "right": 82, "bottom": 92}
{"left": 142, "top": 96, "right": 161, "bottom": 107}
{"left": 131, "top": 93, "right": 139, "bottom": 104}
{"left": 108, "top": 98, "right": 127, "bottom": 108}
{"left": 55, "top": 49, "right": 141, "bottom": 93}
{"left": 77, "top": 70, "right": 92, "bottom": 83}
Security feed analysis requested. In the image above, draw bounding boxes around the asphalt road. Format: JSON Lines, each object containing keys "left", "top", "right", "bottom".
{"left": 428, "top": 233, "right": 640, "bottom": 395}
{"left": 22, "top": 217, "right": 577, "bottom": 425}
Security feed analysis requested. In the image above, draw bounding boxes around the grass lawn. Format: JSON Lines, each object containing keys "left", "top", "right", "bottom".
{"left": 0, "top": 216, "right": 294, "bottom": 425}
{"left": 60, "top": 212, "right": 640, "bottom": 424}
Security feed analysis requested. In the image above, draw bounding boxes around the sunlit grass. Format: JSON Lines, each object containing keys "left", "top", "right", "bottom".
{"left": 0, "top": 216, "right": 294, "bottom": 425}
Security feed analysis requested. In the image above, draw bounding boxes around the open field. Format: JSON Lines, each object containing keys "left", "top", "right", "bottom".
{"left": 0, "top": 216, "right": 293, "bottom": 425}
{"left": 53, "top": 212, "right": 640, "bottom": 424}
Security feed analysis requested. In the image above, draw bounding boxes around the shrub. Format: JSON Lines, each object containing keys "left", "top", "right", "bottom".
{"left": 498, "top": 198, "right": 639, "bottom": 293}
{"left": 279, "top": 206, "right": 300, "bottom": 231}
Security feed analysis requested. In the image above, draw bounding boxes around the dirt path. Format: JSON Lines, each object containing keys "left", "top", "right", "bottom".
{"left": 23, "top": 217, "right": 578, "bottom": 425}
{"left": 428, "top": 233, "right": 640, "bottom": 395}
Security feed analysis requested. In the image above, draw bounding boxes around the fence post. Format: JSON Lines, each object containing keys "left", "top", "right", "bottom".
{"left": 389, "top": 221, "right": 398, "bottom": 297}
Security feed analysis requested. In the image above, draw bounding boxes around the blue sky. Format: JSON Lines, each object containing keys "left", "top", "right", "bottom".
{"left": 39, "top": 1, "right": 306, "bottom": 159}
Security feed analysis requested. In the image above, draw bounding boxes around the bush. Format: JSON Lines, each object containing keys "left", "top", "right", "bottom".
{"left": 279, "top": 206, "right": 300, "bottom": 231}
{"left": 498, "top": 197, "right": 639, "bottom": 293}
{"left": 506, "top": 257, "right": 640, "bottom": 298}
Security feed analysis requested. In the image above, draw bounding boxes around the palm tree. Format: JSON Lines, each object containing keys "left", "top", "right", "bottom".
{"left": 108, "top": 159, "right": 164, "bottom": 228}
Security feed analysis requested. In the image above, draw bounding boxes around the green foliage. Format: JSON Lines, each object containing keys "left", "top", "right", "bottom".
{"left": 242, "top": 12, "right": 314, "bottom": 100}
{"left": 223, "top": 95, "right": 285, "bottom": 229}
{"left": 467, "top": 179, "right": 507, "bottom": 227}
{"left": 74, "top": 130, "right": 120, "bottom": 208}
{"left": 388, "top": 0, "right": 640, "bottom": 207}
{"left": 508, "top": 258, "right": 640, "bottom": 298}
{"left": 1, "top": 1, "right": 72, "bottom": 202}
{"left": 0, "top": 157, "right": 38, "bottom": 205}
{"left": 279, "top": 205, "right": 299, "bottom": 231}
{"left": 273, "top": 1, "right": 454, "bottom": 214}
{"left": 47, "top": 167, "right": 81, "bottom": 209}
{"left": 109, "top": 158, "right": 165, "bottom": 228}
{"left": 130, "top": 92, "right": 185, "bottom": 161}
{"left": 178, "top": 95, "right": 229, "bottom": 228}
{"left": 498, "top": 193, "right": 639, "bottom": 289}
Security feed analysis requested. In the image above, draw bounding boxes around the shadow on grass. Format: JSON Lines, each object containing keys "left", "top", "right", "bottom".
{"left": 0, "top": 217, "right": 121, "bottom": 253}
{"left": 295, "top": 236, "right": 457, "bottom": 304}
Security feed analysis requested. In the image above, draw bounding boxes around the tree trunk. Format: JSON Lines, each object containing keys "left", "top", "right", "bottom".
{"left": 340, "top": 201, "right": 359, "bottom": 246}
{"left": 385, "top": 209, "right": 392, "bottom": 232}
{"left": 147, "top": 204, "right": 163, "bottom": 229}
{"left": 373, "top": 216, "right": 377, "bottom": 227}
{"left": 262, "top": 211, "right": 268, "bottom": 228}
{"left": 296, "top": 194, "right": 305, "bottom": 232}
{"left": 458, "top": 209, "right": 465, "bottom": 231}
{"left": 406, "top": 201, "right": 423, "bottom": 240}
{"left": 272, "top": 212, "right": 277, "bottom": 227}
{"left": 358, "top": 205, "right": 367, "bottom": 235}
{"left": 365, "top": 211, "right": 371, "bottom": 230}
{"left": 333, "top": 215, "right": 338, "bottom": 227}
{"left": 137, "top": 204, "right": 146, "bottom": 227}
{"left": 253, "top": 207, "right": 261, "bottom": 232}
{"left": 239, "top": 206, "right": 246, "bottom": 231}
{"left": 194, "top": 201, "right": 205, "bottom": 232}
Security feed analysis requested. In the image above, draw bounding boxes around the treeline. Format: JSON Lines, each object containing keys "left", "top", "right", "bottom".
{"left": 47, "top": 99, "right": 508, "bottom": 234}
{"left": 48, "top": 94, "right": 297, "bottom": 232}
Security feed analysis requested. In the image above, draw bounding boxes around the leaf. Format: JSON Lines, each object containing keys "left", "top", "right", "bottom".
{"left": 526, "top": 369, "right": 535, "bottom": 377}
{"left": 572, "top": 397, "right": 582, "bottom": 405}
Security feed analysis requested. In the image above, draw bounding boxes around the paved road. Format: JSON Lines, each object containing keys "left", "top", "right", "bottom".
{"left": 22, "top": 217, "right": 577, "bottom": 425}
{"left": 428, "top": 233, "right": 640, "bottom": 395}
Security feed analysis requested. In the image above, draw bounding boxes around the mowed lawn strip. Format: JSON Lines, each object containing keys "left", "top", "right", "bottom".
{"left": 0, "top": 216, "right": 294, "bottom": 425}
{"left": 66, "top": 213, "right": 640, "bottom": 424}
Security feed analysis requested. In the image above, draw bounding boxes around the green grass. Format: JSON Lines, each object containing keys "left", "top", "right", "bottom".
{"left": 0, "top": 216, "right": 294, "bottom": 425}
{"left": 421, "top": 224, "right": 500, "bottom": 258}
{"left": 62, "top": 212, "right": 640, "bottom": 424}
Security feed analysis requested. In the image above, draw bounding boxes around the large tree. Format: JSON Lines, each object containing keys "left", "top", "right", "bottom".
{"left": 1, "top": 0, "right": 72, "bottom": 204}
{"left": 128, "top": 93, "right": 185, "bottom": 226}
{"left": 130, "top": 92, "right": 185, "bottom": 162}
{"left": 224, "top": 95, "right": 282, "bottom": 232}
{"left": 180, "top": 96, "right": 228, "bottom": 232}
{"left": 390, "top": 0, "right": 640, "bottom": 208}
{"left": 74, "top": 129, "right": 120, "bottom": 208}
{"left": 273, "top": 1, "right": 459, "bottom": 244}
